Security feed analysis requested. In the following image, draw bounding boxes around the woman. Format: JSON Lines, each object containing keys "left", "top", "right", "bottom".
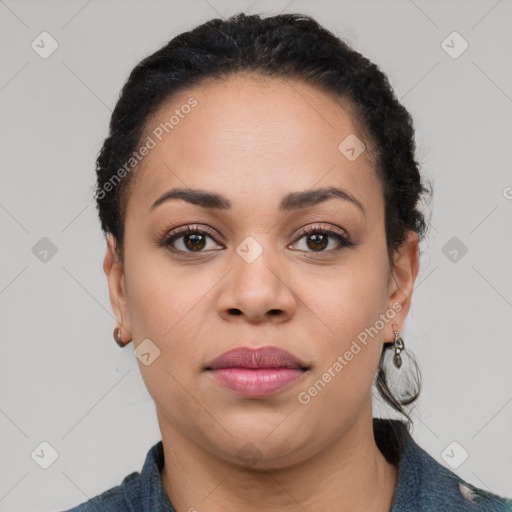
{"left": 63, "top": 12, "right": 512, "bottom": 512}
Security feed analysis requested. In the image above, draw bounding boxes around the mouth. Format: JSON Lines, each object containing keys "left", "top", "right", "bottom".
{"left": 205, "top": 346, "right": 309, "bottom": 398}
{"left": 206, "top": 346, "right": 309, "bottom": 371}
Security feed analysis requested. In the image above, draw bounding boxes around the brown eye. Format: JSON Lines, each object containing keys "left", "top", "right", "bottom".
{"left": 160, "top": 225, "right": 223, "bottom": 254}
{"left": 183, "top": 233, "right": 206, "bottom": 251}
{"left": 291, "top": 225, "right": 354, "bottom": 254}
{"left": 306, "top": 232, "right": 328, "bottom": 251}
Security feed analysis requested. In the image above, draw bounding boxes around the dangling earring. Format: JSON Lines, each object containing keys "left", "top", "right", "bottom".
{"left": 392, "top": 327, "right": 405, "bottom": 369}
{"left": 113, "top": 325, "right": 130, "bottom": 348}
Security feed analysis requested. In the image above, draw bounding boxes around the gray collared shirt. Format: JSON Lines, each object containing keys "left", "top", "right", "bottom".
{"left": 62, "top": 418, "right": 512, "bottom": 511}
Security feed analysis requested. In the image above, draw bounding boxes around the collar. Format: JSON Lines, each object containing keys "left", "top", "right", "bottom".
{"left": 374, "top": 418, "right": 512, "bottom": 511}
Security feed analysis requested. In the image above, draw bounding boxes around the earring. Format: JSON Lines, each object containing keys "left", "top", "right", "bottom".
{"left": 392, "top": 327, "right": 405, "bottom": 369}
{"left": 113, "top": 325, "right": 130, "bottom": 348}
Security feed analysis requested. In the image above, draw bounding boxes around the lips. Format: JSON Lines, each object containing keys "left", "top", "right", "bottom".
{"left": 205, "top": 346, "right": 309, "bottom": 398}
{"left": 206, "top": 346, "right": 308, "bottom": 371}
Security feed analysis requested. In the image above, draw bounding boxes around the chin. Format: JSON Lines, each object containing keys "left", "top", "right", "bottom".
{"left": 209, "top": 425, "right": 312, "bottom": 470}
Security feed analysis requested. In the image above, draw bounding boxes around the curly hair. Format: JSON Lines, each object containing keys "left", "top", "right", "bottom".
{"left": 94, "top": 12, "right": 432, "bottom": 426}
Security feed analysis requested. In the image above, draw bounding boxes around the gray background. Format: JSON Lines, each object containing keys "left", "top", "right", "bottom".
{"left": 1, "top": 0, "right": 511, "bottom": 510}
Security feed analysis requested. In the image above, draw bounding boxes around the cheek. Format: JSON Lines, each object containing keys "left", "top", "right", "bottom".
{"left": 125, "top": 250, "right": 219, "bottom": 375}
{"left": 297, "top": 270, "right": 389, "bottom": 431}
{"left": 126, "top": 244, "right": 199, "bottom": 330}
{"left": 125, "top": 258, "right": 209, "bottom": 425}
{"left": 306, "top": 248, "right": 390, "bottom": 393}
{"left": 317, "top": 248, "right": 390, "bottom": 342}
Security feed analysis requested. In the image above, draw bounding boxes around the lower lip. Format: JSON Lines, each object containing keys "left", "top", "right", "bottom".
{"left": 208, "top": 368, "right": 305, "bottom": 397}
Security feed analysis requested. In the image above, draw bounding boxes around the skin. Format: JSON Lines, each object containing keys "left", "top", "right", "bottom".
{"left": 103, "top": 73, "right": 419, "bottom": 511}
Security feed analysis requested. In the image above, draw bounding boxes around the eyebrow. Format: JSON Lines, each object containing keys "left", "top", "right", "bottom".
{"left": 150, "top": 186, "right": 366, "bottom": 216}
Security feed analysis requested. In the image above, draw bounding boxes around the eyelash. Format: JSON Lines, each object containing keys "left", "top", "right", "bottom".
{"left": 157, "top": 223, "right": 355, "bottom": 257}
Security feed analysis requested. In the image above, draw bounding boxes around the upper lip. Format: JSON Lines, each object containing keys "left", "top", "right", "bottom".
{"left": 206, "top": 346, "right": 309, "bottom": 370}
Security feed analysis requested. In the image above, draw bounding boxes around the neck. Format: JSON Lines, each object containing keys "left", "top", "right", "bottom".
{"left": 158, "top": 405, "right": 398, "bottom": 512}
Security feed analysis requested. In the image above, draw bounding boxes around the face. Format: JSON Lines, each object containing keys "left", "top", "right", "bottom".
{"left": 104, "top": 73, "right": 418, "bottom": 469}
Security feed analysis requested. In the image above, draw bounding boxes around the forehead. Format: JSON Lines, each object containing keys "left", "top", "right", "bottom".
{"left": 127, "top": 72, "right": 381, "bottom": 216}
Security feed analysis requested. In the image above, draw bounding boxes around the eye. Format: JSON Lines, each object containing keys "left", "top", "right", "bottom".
{"left": 159, "top": 224, "right": 224, "bottom": 254}
{"left": 157, "top": 222, "right": 354, "bottom": 257}
{"left": 290, "top": 224, "right": 354, "bottom": 254}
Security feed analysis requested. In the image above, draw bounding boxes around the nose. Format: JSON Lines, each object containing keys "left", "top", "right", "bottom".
{"left": 216, "top": 245, "right": 296, "bottom": 325}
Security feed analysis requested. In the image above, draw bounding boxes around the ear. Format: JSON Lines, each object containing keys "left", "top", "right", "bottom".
{"left": 386, "top": 230, "right": 420, "bottom": 340}
{"left": 103, "top": 234, "right": 132, "bottom": 339}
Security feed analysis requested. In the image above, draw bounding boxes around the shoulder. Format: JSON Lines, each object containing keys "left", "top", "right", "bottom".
{"left": 60, "top": 472, "right": 140, "bottom": 511}
{"left": 421, "top": 443, "right": 512, "bottom": 512}
{"left": 58, "top": 440, "right": 172, "bottom": 511}
{"left": 374, "top": 418, "right": 512, "bottom": 512}
{"left": 59, "top": 471, "right": 140, "bottom": 511}
{"left": 454, "top": 478, "right": 512, "bottom": 511}
{"left": 422, "top": 457, "right": 512, "bottom": 511}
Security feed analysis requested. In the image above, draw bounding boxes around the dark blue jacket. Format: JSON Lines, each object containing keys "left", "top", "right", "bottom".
{"left": 62, "top": 418, "right": 512, "bottom": 511}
